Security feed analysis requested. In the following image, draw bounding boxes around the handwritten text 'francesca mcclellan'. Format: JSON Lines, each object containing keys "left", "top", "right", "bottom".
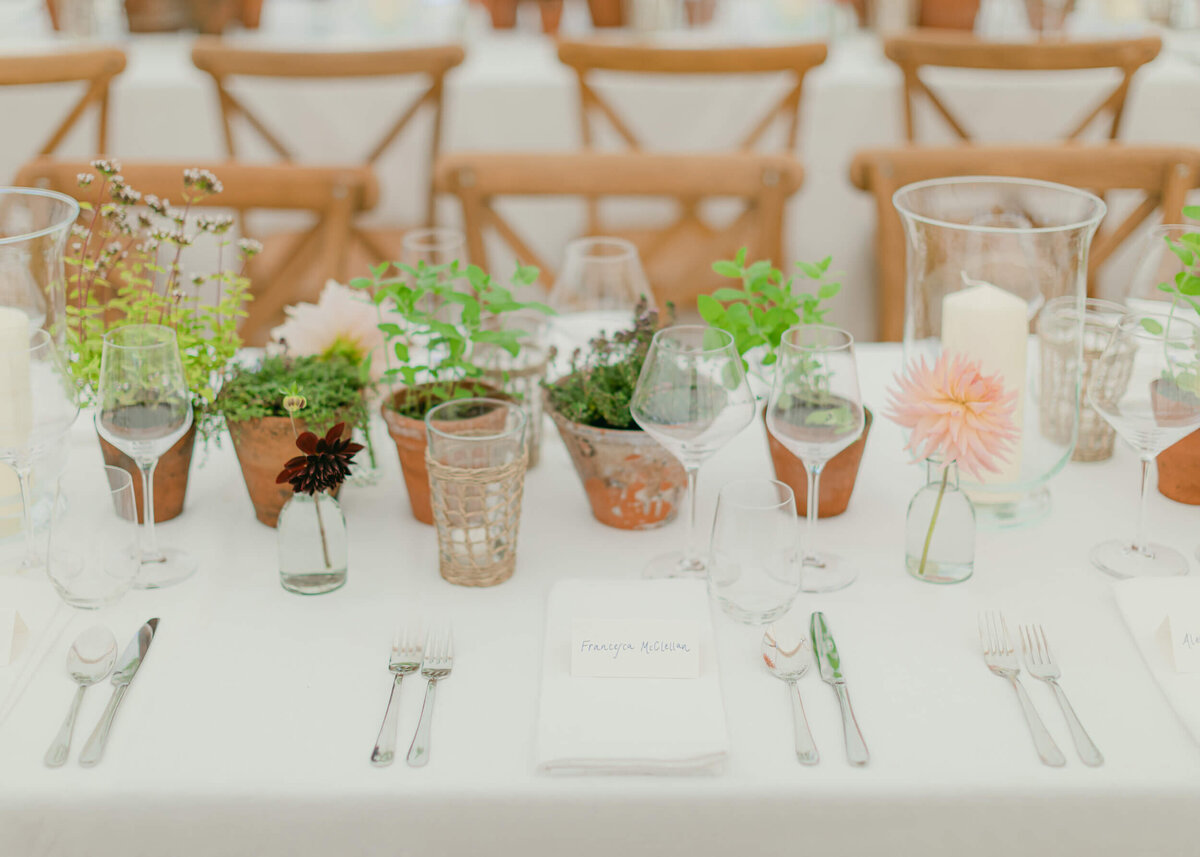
{"left": 579, "top": 640, "right": 693, "bottom": 660}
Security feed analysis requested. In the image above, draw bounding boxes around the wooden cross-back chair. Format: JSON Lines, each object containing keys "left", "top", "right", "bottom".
{"left": 191, "top": 38, "right": 464, "bottom": 261}
{"left": 434, "top": 151, "right": 805, "bottom": 308}
{"left": 849, "top": 144, "right": 1200, "bottom": 341}
{"left": 0, "top": 48, "right": 126, "bottom": 163}
{"left": 15, "top": 157, "right": 379, "bottom": 345}
{"left": 556, "top": 40, "right": 825, "bottom": 234}
{"left": 883, "top": 32, "right": 1162, "bottom": 142}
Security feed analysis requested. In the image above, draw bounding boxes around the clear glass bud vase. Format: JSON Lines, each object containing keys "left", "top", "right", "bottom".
{"left": 278, "top": 491, "right": 347, "bottom": 594}
{"left": 905, "top": 461, "right": 975, "bottom": 584}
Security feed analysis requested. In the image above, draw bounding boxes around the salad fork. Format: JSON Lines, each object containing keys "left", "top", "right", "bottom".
{"left": 1020, "top": 623, "right": 1103, "bottom": 767}
{"left": 370, "top": 628, "right": 422, "bottom": 767}
{"left": 978, "top": 611, "right": 1065, "bottom": 767}
{"left": 406, "top": 628, "right": 454, "bottom": 768}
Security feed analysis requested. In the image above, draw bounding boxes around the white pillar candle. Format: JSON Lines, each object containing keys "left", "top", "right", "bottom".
{"left": 942, "top": 282, "right": 1028, "bottom": 487}
{"left": 0, "top": 307, "right": 33, "bottom": 452}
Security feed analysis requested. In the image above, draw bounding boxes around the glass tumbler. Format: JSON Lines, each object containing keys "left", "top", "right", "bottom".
{"left": 47, "top": 465, "right": 139, "bottom": 609}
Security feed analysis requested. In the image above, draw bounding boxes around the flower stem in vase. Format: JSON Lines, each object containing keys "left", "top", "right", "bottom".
{"left": 916, "top": 465, "right": 950, "bottom": 578}
{"left": 313, "top": 492, "right": 332, "bottom": 570}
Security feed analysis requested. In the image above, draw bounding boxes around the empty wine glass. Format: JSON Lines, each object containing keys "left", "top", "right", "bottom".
{"left": 630, "top": 325, "right": 756, "bottom": 578}
{"left": 1087, "top": 311, "right": 1200, "bottom": 578}
{"left": 95, "top": 325, "right": 196, "bottom": 588}
{"left": 401, "top": 227, "right": 466, "bottom": 268}
{"left": 766, "top": 325, "right": 865, "bottom": 592}
{"left": 0, "top": 327, "right": 79, "bottom": 572}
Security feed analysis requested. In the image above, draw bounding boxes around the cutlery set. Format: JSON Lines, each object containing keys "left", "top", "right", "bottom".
{"left": 45, "top": 618, "right": 159, "bottom": 768}
{"left": 762, "top": 611, "right": 869, "bottom": 767}
{"left": 370, "top": 626, "right": 454, "bottom": 768}
{"left": 978, "top": 611, "right": 1102, "bottom": 767}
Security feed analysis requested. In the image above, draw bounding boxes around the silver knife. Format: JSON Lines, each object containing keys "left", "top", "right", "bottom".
{"left": 811, "top": 612, "right": 869, "bottom": 766}
{"left": 79, "top": 618, "right": 159, "bottom": 767}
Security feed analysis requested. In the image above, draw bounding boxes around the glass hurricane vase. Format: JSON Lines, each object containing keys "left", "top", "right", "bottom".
{"left": 905, "top": 461, "right": 976, "bottom": 584}
{"left": 278, "top": 491, "right": 347, "bottom": 595}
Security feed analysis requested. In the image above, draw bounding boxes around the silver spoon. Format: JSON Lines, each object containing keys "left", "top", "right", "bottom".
{"left": 45, "top": 626, "right": 117, "bottom": 768}
{"left": 762, "top": 623, "right": 819, "bottom": 765}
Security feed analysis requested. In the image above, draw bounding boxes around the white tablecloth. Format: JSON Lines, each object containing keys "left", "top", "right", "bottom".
{"left": 1, "top": 343, "right": 1198, "bottom": 857}
{"left": 3, "top": 4, "right": 1200, "bottom": 338}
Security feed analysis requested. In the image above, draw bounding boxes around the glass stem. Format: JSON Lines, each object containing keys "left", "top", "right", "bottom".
{"left": 683, "top": 465, "right": 701, "bottom": 568}
{"left": 1133, "top": 456, "right": 1152, "bottom": 556}
{"left": 15, "top": 464, "right": 37, "bottom": 569}
{"left": 804, "top": 462, "right": 824, "bottom": 565}
{"left": 137, "top": 459, "right": 163, "bottom": 562}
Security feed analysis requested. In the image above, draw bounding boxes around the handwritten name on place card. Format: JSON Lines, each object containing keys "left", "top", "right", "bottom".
{"left": 571, "top": 619, "right": 700, "bottom": 679}
{"left": 1163, "top": 610, "right": 1200, "bottom": 673}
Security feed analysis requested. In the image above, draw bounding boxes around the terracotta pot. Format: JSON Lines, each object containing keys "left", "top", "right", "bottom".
{"left": 227, "top": 416, "right": 343, "bottom": 527}
{"left": 587, "top": 0, "right": 623, "bottom": 27}
{"left": 123, "top": 0, "right": 191, "bottom": 31}
{"left": 188, "top": 0, "right": 240, "bottom": 32}
{"left": 918, "top": 0, "right": 979, "bottom": 29}
{"left": 484, "top": 0, "right": 519, "bottom": 28}
{"left": 546, "top": 392, "right": 686, "bottom": 530}
{"left": 382, "top": 383, "right": 508, "bottom": 525}
{"left": 241, "top": 0, "right": 263, "bottom": 27}
{"left": 539, "top": 0, "right": 564, "bottom": 34}
{"left": 98, "top": 423, "right": 196, "bottom": 524}
{"left": 765, "top": 408, "right": 872, "bottom": 518}
{"left": 1152, "top": 382, "right": 1200, "bottom": 505}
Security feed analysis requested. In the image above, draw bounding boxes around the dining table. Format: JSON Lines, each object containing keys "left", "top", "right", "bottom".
{"left": 0, "top": 342, "right": 1197, "bottom": 857}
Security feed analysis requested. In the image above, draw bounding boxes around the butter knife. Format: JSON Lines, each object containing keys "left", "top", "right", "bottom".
{"left": 79, "top": 618, "right": 159, "bottom": 768}
{"left": 811, "top": 612, "right": 869, "bottom": 766}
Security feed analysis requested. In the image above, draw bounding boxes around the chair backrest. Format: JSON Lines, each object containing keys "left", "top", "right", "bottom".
{"left": 15, "top": 157, "right": 379, "bottom": 345}
{"left": 0, "top": 48, "right": 126, "bottom": 158}
{"left": 883, "top": 33, "right": 1161, "bottom": 142}
{"left": 190, "top": 38, "right": 464, "bottom": 226}
{"left": 848, "top": 144, "right": 1200, "bottom": 341}
{"left": 434, "top": 151, "right": 804, "bottom": 308}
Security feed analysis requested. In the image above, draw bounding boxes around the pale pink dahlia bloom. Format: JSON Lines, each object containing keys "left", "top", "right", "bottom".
{"left": 270, "top": 280, "right": 386, "bottom": 380}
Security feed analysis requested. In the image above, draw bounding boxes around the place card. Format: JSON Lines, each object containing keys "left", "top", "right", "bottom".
{"left": 1161, "top": 609, "right": 1200, "bottom": 673}
{"left": 0, "top": 609, "right": 28, "bottom": 667}
{"left": 571, "top": 619, "right": 700, "bottom": 679}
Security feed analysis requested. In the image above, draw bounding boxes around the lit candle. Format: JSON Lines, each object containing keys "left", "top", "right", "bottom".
{"left": 0, "top": 307, "right": 33, "bottom": 451}
{"left": 942, "top": 282, "right": 1028, "bottom": 487}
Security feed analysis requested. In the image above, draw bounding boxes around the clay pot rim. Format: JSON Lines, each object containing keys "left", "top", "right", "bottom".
{"left": 383, "top": 382, "right": 511, "bottom": 426}
{"left": 541, "top": 378, "right": 646, "bottom": 438}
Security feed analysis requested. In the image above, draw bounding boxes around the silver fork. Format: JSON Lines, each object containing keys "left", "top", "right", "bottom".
{"left": 978, "top": 611, "right": 1065, "bottom": 767}
{"left": 1020, "top": 624, "right": 1103, "bottom": 767}
{"left": 370, "top": 628, "right": 423, "bottom": 767}
{"left": 406, "top": 628, "right": 454, "bottom": 768}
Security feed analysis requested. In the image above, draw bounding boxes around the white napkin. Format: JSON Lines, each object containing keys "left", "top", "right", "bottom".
{"left": 1113, "top": 578, "right": 1200, "bottom": 747}
{"left": 535, "top": 578, "right": 728, "bottom": 775}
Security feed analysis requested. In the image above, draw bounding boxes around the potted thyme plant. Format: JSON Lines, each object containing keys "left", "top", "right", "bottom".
{"left": 700, "top": 250, "right": 871, "bottom": 518}
{"left": 64, "top": 160, "right": 253, "bottom": 522}
{"left": 354, "top": 260, "right": 547, "bottom": 524}
{"left": 543, "top": 298, "right": 687, "bottom": 530}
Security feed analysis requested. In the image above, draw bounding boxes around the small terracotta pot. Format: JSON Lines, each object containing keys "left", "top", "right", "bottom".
{"left": 382, "top": 383, "right": 508, "bottom": 525}
{"left": 587, "top": 0, "right": 623, "bottom": 27}
{"left": 539, "top": 0, "right": 564, "bottom": 34}
{"left": 98, "top": 423, "right": 197, "bottom": 524}
{"left": 484, "top": 0, "right": 519, "bottom": 28}
{"left": 918, "top": 0, "right": 980, "bottom": 29}
{"left": 1152, "top": 382, "right": 1200, "bottom": 505}
{"left": 241, "top": 0, "right": 263, "bottom": 27}
{"left": 765, "top": 408, "right": 872, "bottom": 518}
{"left": 546, "top": 392, "right": 686, "bottom": 530}
{"left": 226, "top": 416, "right": 343, "bottom": 527}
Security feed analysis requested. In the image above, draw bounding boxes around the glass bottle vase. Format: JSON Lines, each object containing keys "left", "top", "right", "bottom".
{"left": 278, "top": 491, "right": 347, "bottom": 595}
{"left": 905, "top": 461, "right": 975, "bottom": 584}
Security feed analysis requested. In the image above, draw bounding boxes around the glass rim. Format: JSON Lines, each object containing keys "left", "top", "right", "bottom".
{"left": 651, "top": 324, "right": 735, "bottom": 354}
{"left": 401, "top": 226, "right": 465, "bottom": 250}
{"left": 101, "top": 323, "right": 179, "bottom": 350}
{"left": 1116, "top": 310, "right": 1200, "bottom": 338}
{"left": 892, "top": 176, "right": 1107, "bottom": 235}
{"left": 1147, "top": 223, "right": 1200, "bottom": 236}
{"left": 780, "top": 323, "right": 854, "bottom": 352}
{"left": 565, "top": 236, "right": 639, "bottom": 262}
{"left": 1042, "top": 295, "right": 1127, "bottom": 319}
{"left": 0, "top": 187, "right": 80, "bottom": 246}
{"left": 424, "top": 396, "right": 527, "bottom": 442}
{"left": 102, "top": 464, "right": 135, "bottom": 497}
{"left": 717, "top": 478, "right": 795, "bottom": 510}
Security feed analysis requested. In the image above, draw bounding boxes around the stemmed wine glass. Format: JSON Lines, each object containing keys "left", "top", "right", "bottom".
{"left": 630, "top": 325, "right": 756, "bottom": 578}
{"left": 766, "top": 325, "right": 865, "bottom": 592}
{"left": 0, "top": 328, "right": 79, "bottom": 572}
{"left": 1087, "top": 311, "right": 1200, "bottom": 578}
{"left": 95, "top": 325, "right": 196, "bottom": 588}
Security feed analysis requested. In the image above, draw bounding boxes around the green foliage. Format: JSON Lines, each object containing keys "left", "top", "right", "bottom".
{"left": 1150, "top": 209, "right": 1200, "bottom": 394}
{"left": 543, "top": 297, "right": 665, "bottom": 430}
{"left": 700, "top": 248, "right": 842, "bottom": 381}
{"left": 355, "top": 260, "right": 550, "bottom": 419}
{"left": 63, "top": 162, "right": 254, "bottom": 440}
{"left": 216, "top": 354, "right": 369, "bottom": 434}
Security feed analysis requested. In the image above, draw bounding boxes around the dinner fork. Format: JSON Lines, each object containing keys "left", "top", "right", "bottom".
{"left": 370, "top": 628, "right": 423, "bottom": 767}
{"left": 1019, "top": 623, "right": 1103, "bottom": 767}
{"left": 406, "top": 628, "right": 454, "bottom": 768}
{"left": 978, "top": 611, "right": 1065, "bottom": 767}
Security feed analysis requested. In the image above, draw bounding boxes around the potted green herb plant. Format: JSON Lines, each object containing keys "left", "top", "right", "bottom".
{"left": 543, "top": 298, "right": 687, "bottom": 530}
{"left": 65, "top": 161, "right": 253, "bottom": 522}
{"left": 700, "top": 250, "right": 871, "bottom": 518}
{"left": 356, "top": 260, "right": 547, "bottom": 524}
{"left": 217, "top": 354, "right": 370, "bottom": 526}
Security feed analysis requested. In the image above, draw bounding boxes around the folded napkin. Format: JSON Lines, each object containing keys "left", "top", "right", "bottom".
{"left": 535, "top": 578, "right": 728, "bottom": 775}
{"left": 1113, "top": 578, "right": 1200, "bottom": 747}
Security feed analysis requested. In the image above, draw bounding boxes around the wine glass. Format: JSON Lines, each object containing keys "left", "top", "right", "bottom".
{"left": 1087, "top": 311, "right": 1200, "bottom": 578}
{"left": 401, "top": 227, "right": 466, "bottom": 268}
{"left": 95, "top": 325, "right": 196, "bottom": 588}
{"left": 766, "top": 325, "right": 865, "bottom": 592}
{"left": 0, "top": 327, "right": 79, "bottom": 572}
{"left": 630, "top": 325, "right": 756, "bottom": 578}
